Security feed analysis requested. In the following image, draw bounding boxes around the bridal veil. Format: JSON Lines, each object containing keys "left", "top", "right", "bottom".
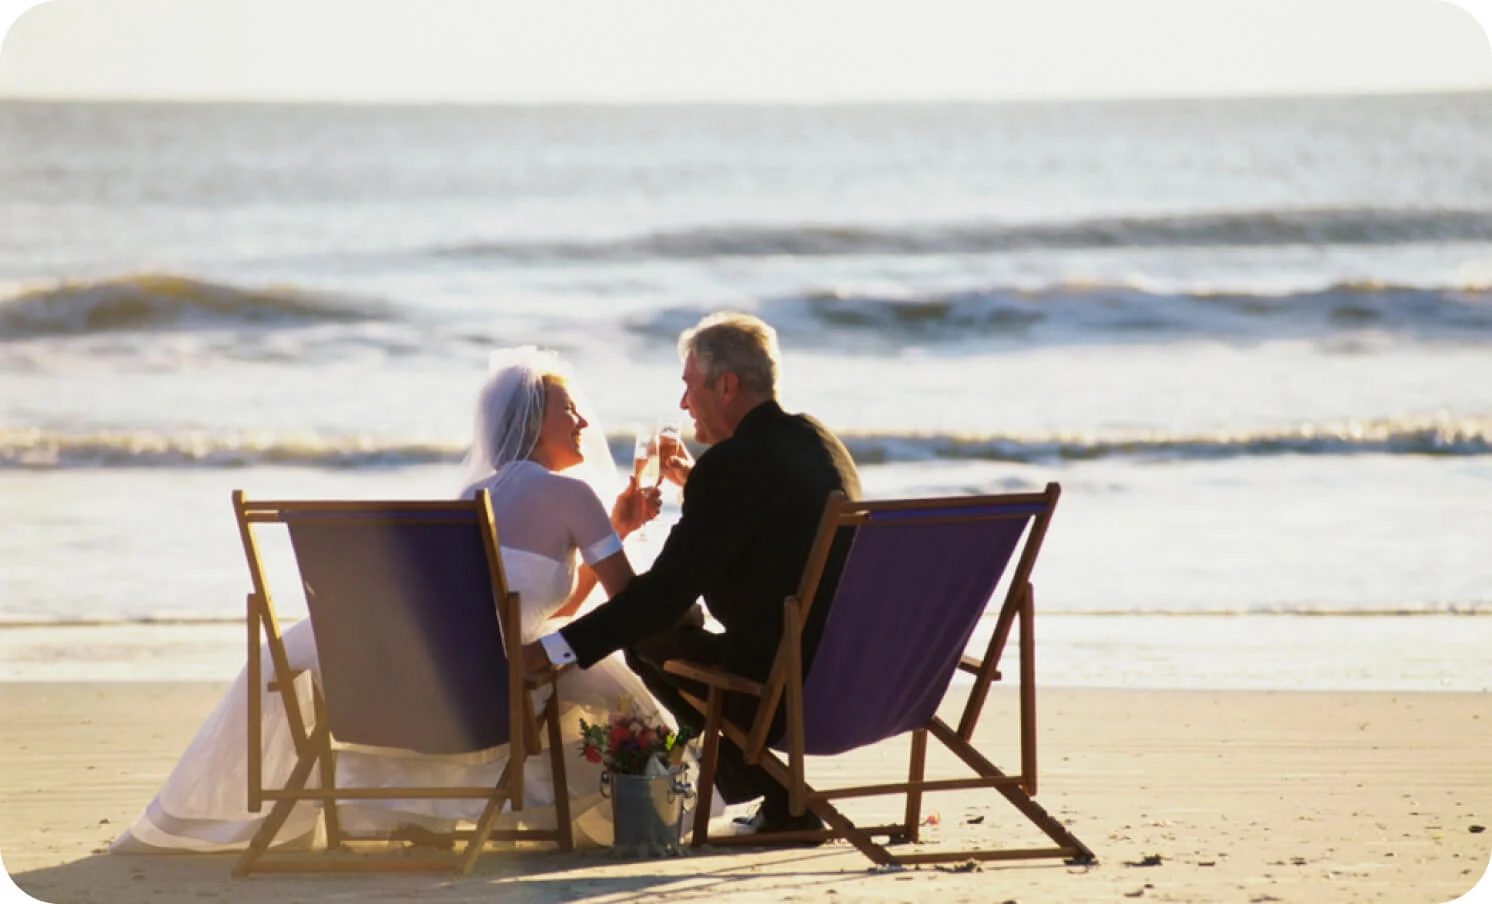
{"left": 459, "top": 346, "right": 620, "bottom": 502}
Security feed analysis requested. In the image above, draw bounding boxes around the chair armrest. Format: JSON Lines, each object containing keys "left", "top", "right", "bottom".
{"left": 524, "top": 663, "right": 573, "bottom": 688}
{"left": 663, "top": 659, "right": 765, "bottom": 696}
{"left": 958, "top": 656, "right": 1002, "bottom": 680}
{"left": 267, "top": 668, "right": 311, "bottom": 693}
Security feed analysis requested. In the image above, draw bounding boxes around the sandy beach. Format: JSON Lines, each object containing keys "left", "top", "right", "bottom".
{"left": 2, "top": 682, "right": 1488, "bottom": 904}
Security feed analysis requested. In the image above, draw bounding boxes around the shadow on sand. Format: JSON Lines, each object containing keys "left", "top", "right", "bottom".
{"left": 11, "top": 844, "right": 910, "bottom": 904}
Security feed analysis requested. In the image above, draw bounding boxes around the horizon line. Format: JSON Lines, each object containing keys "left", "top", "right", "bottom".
{"left": 2, "top": 85, "right": 1490, "bottom": 109}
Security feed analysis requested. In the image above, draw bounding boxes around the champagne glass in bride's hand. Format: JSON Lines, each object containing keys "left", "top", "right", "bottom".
{"left": 630, "top": 430, "right": 659, "bottom": 538}
{"left": 632, "top": 429, "right": 659, "bottom": 486}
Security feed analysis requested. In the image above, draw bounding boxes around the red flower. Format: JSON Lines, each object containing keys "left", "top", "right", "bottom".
{"left": 579, "top": 705, "right": 697, "bottom": 774}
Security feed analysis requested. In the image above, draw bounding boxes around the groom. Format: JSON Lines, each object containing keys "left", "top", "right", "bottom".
{"left": 522, "top": 311, "right": 861, "bottom": 837}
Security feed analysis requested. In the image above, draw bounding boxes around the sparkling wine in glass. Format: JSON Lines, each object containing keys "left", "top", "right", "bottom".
{"left": 631, "top": 430, "right": 658, "bottom": 538}
{"left": 655, "top": 416, "right": 683, "bottom": 485}
{"left": 632, "top": 430, "right": 659, "bottom": 487}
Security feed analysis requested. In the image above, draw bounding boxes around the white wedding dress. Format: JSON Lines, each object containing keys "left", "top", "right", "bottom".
{"left": 112, "top": 461, "right": 696, "bottom": 854}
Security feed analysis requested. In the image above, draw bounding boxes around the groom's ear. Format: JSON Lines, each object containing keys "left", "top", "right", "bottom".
{"left": 717, "top": 370, "right": 740, "bottom": 401}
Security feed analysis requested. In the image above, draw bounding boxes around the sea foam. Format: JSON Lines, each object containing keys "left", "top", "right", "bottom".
{"left": 6, "top": 417, "right": 1489, "bottom": 471}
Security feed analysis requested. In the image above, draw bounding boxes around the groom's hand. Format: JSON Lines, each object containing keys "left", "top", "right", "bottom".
{"left": 658, "top": 435, "right": 694, "bottom": 486}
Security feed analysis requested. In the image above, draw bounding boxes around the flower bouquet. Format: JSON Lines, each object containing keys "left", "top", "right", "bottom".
{"left": 578, "top": 702, "right": 696, "bottom": 776}
{"left": 579, "top": 699, "right": 697, "bottom": 856}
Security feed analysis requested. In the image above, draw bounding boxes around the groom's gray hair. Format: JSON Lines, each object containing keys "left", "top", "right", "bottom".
{"left": 678, "top": 312, "right": 780, "bottom": 396}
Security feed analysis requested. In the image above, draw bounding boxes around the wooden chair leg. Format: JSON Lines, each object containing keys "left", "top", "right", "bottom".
{"left": 903, "top": 728, "right": 928, "bottom": 843}
{"left": 958, "top": 582, "right": 1024, "bottom": 741}
{"left": 928, "top": 717, "right": 1094, "bottom": 863}
{"left": 458, "top": 798, "right": 506, "bottom": 875}
{"left": 232, "top": 734, "right": 324, "bottom": 878}
{"left": 809, "top": 798, "right": 894, "bottom": 865}
{"left": 520, "top": 685, "right": 543, "bottom": 756}
{"left": 784, "top": 598, "right": 806, "bottom": 818}
{"left": 311, "top": 688, "right": 341, "bottom": 848}
{"left": 246, "top": 594, "right": 263, "bottom": 815}
{"left": 232, "top": 797, "right": 301, "bottom": 877}
{"left": 748, "top": 745, "right": 895, "bottom": 866}
{"left": 690, "top": 686, "right": 725, "bottom": 847}
{"left": 458, "top": 760, "right": 514, "bottom": 876}
{"left": 1020, "top": 582, "right": 1037, "bottom": 796}
{"left": 543, "top": 692, "right": 573, "bottom": 852}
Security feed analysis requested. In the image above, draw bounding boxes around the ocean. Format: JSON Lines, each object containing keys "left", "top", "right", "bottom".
{"left": 2, "top": 94, "right": 1490, "bottom": 690}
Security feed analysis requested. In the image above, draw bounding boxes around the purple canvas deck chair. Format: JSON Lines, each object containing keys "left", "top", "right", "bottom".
{"left": 665, "top": 483, "right": 1094, "bottom": 866}
{"left": 231, "top": 491, "right": 572, "bottom": 877}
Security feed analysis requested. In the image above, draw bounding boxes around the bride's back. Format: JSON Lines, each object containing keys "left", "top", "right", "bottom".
{"left": 468, "top": 460, "right": 617, "bottom": 566}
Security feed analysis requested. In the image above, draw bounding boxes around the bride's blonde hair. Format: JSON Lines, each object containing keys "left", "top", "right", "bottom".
{"left": 460, "top": 349, "right": 616, "bottom": 501}
{"left": 516, "top": 373, "right": 570, "bottom": 461}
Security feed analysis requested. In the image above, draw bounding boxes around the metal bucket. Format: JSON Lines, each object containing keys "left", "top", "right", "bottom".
{"left": 601, "top": 768, "right": 693, "bottom": 857}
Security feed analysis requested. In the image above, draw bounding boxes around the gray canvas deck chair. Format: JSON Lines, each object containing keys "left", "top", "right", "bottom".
{"left": 665, "top": 483, "right": 1094, "bottom": 867}
{"left": 231, "top": 491, "right": 572, "bottom": 876}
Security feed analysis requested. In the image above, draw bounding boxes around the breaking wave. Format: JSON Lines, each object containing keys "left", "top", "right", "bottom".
{"left": 836, "top": 418, "right": 1492, "bottom": 464}
{"left": 6, "top": 418, "right": 1489, "bottom": 470}
{"left": 0, "top": 429, "right": 458, "bottom": 470}
{"left": 438, "top": 207, "right": 1492, "bottom": 262}
{"left": 629, "top": 281, "right": 1492, "bottom": 346}
{"left": 0, "top": 274, "right": 384, "bottom": 339}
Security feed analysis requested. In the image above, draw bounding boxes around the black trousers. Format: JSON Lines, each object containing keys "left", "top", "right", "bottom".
{"left": 623, "top": 626, "right": 789, "bottom": 813}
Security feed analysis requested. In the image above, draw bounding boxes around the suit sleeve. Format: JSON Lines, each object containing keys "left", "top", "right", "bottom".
{"left": 558, "top": 447, "right": 764, "bottom": 668}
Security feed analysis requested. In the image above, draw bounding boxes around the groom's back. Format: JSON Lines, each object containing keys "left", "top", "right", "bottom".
{"left": 690, "top": 401, "right": 860, "bottom": 680}
{"left": 557, "top": 399, "right": 860, "bottom": 687}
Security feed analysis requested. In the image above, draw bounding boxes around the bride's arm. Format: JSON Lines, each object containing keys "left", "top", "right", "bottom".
{"left": 551, "top": 553, "right": 632, "bottom": 619}
{"left": 553, "top": 565, "right": 602, "bottom": 618}
{"left": 547, "top": 473, "right": 659, "bottom": 619}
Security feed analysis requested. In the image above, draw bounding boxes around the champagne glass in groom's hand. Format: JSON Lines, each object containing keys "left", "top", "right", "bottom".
{"left": 655, "top": 416, "right": 691, "bottom": 488}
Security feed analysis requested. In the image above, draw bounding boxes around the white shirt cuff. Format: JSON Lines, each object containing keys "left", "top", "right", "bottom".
{"left": 580, "top": 531, "right": 624, "bottom": 566}
{"left": 538, "top": 632, "right": 578, "bottom": 667}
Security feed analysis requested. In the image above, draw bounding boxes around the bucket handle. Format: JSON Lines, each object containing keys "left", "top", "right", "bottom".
{"left": 668, "top": 765, "right": 695, "bottom": 805}
{"left": 598, "top": 766, "right": 696, "bottom": 803}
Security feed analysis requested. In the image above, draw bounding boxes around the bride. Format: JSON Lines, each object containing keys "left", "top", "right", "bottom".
{"left": 112, "top": 347, "right": 695, "bottom": 853}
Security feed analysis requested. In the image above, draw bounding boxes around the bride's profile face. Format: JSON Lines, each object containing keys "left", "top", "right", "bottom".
{"left": 532, "top": 380, "right": 588, "bottom": 471}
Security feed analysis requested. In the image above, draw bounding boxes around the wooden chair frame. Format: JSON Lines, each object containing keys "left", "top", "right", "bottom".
{"left": 664, "top": 483, "right": 1095, "bottom": 866}
{"left": 230, "top": 491, "right": 574, "bottom": 877}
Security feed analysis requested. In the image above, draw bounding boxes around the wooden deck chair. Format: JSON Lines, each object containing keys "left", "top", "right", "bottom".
{"left": 664, "top": 482, "right": 1094, "bottom": 867}
{"left": 230, "top": 491, "right": 573, "bottom": 877}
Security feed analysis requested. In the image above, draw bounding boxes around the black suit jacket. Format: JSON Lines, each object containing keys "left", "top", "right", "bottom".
{"left": 560, "top": 400, "right": 861, "bottom": 681}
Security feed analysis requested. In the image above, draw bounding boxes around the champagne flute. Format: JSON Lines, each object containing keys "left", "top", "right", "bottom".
{"left": 655, "top": 416, "right": 683, "bottom": 486}
{"left": 631, "top": 429, "right": 659, "bottom": 539}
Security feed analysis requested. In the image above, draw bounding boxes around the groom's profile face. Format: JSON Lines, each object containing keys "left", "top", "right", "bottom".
{"left": 680, "top": 353, "right": 728, "bottom": 446}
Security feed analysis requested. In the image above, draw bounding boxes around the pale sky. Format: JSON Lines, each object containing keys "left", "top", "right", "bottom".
{"left": 1, "top": 0, "right": 1490, "bottom": 103}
